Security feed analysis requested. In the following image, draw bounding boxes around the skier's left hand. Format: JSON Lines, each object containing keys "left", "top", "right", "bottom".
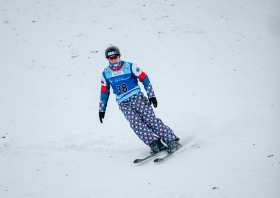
{"left": 149, "top": 97, "right": 157, "bottom": 108}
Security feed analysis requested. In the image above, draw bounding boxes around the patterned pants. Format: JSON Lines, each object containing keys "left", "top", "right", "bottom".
{"left": 119, "top": 92, "right": 178, "bottom": 146}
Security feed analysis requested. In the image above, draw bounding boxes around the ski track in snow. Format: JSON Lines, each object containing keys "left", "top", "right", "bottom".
{"left": 0, "top": 0, "right": 280, "bottom": 197}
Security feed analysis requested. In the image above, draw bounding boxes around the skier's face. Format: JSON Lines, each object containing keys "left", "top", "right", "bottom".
{"left": 108, "top": 55, "right": 119, "bottom": 65}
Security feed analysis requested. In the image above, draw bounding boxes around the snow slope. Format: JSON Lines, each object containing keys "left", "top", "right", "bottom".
{"left": 1, "top": 0, "right": 280, "bottom": 197}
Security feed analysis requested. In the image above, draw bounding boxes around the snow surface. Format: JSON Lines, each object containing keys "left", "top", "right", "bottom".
{"left": 1, "top": 0, "right": 280, "bottom": 197}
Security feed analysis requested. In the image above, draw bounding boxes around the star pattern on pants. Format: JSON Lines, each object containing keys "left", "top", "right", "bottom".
{"left": 119, "top": 92, "right": 177, "bottom": 146}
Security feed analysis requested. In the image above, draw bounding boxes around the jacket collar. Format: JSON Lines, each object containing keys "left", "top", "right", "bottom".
{"left": 109, "top": 60, "right": 123, "bottom": 71}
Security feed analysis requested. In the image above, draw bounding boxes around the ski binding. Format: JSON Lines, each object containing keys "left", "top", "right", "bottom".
{"left": 154, "top": 145, "right": 182, "bottom": 163}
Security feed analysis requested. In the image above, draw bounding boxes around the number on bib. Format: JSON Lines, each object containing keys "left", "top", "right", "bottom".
{"left": 116, "top": 83, "right": 128, "bottom": 94}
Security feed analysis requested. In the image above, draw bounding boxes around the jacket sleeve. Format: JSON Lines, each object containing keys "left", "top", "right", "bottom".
{"left": 131, "top": 63, "right": 156, "bottom": 99}
{"left": 99, "top": 72, "right": 110, "bottom": 112}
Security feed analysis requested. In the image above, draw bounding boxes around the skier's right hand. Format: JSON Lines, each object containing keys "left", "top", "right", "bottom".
{"left": 99, "top": 112, "right": 105, "bottom": 123}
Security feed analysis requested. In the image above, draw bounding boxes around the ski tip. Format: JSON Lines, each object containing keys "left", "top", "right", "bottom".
{"left": 134, "top": 159, "right": 142, "bottom": 163}
{"left": 154, "top": 158, "right": 161, "bottom": 163}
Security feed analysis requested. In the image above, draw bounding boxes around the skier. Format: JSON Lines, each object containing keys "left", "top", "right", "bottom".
{"left": 99, "top": 46, "right": 181, "bottom": 154}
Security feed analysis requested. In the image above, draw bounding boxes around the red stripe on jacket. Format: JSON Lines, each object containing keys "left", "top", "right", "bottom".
{"left": 138, "top": 72, "right": 147, "bottom": 81}
{"left": 101, "top": 86, "right": 106, "bottom": 93}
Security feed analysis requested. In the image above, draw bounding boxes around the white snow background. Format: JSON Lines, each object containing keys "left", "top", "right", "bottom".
{"left": 1, "top": 0, "right": 280, "bottom": 197}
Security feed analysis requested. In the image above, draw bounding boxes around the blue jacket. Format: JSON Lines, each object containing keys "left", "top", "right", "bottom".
{"left": 99, "top": 60, "right": 155, "bottom": 112}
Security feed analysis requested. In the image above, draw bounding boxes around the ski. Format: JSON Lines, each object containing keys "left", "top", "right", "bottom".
{"left": 134, "top": 150, "right": 165, "bottom": 164}
{"left": 154, "top": 145, "right": 182, "bottom": 163}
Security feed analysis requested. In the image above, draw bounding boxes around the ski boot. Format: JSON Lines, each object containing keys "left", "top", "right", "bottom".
{"left": 150, "top": 139, "right": 166, "bottom": 154}
{"left": 166, "top": 138, "right": 181, "bottom": 154}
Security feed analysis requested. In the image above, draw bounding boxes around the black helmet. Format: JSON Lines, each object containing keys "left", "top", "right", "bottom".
{"left": 105, "top": 46, "right": 121, "bottom": 58}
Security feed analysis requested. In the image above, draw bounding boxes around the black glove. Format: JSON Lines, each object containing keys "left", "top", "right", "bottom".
{"left": 149, "top": 97, "right": 157, "bottom": 108}
{"left": 99, "top": 112, "right": 105, "bottom": 123}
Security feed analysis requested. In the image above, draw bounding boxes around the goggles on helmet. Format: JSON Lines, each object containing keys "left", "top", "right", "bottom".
{"left": 108, "top": 55, "right": 119, "bottom": 61}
